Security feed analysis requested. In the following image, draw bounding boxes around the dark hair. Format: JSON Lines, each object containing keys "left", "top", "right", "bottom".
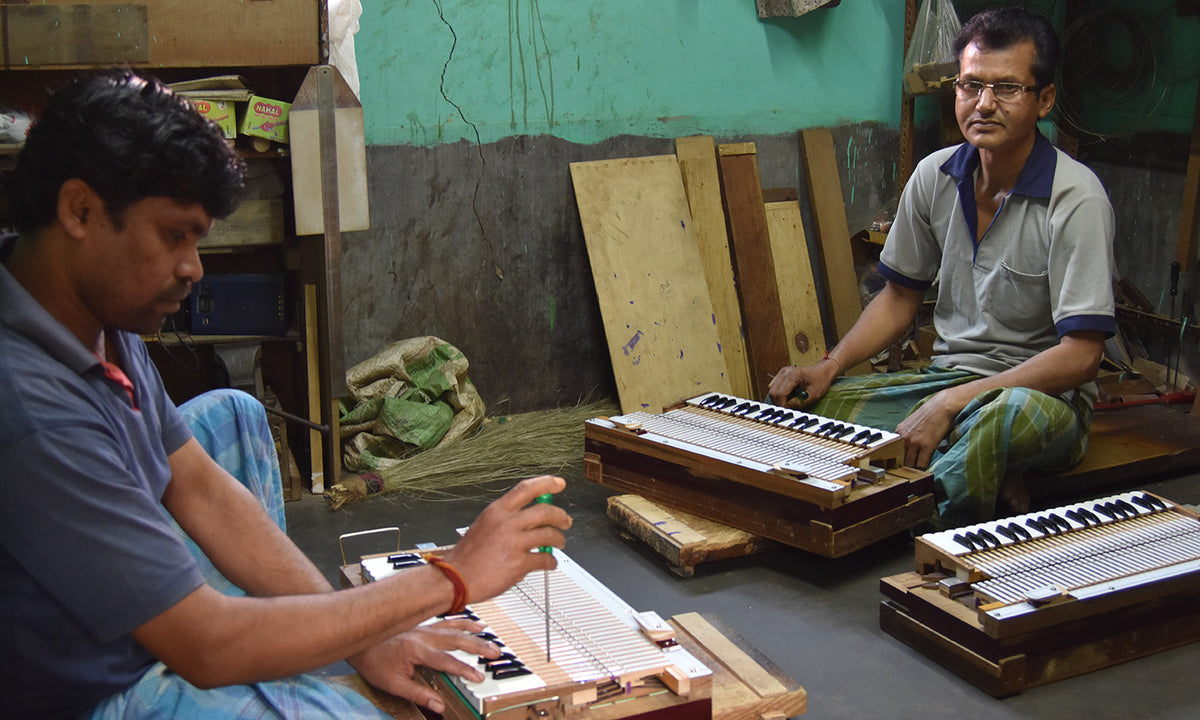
{"left": 953, "top": 7, "right": 1061, "bottom": 89}
{"left": 6, "top": 69, "right": 245, "bottom": 234}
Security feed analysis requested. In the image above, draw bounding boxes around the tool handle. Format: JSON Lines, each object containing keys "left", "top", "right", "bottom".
{"left": 535, "top": 493, "right": 554, "bottom": 553}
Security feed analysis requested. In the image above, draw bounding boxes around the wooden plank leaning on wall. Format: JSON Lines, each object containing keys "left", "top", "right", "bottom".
{"left": 717, "top": 143, "right": 792, "bottom": 399}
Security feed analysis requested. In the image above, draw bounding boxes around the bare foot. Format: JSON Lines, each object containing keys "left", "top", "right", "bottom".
{"left": 997, "top": 471, "right": 1030, "bottom": 516}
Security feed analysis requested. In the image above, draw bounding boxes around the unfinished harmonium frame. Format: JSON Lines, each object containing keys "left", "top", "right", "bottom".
{"left": 362, "top": 548, "right": 713, "bottom": 720}
{"left": 880, "top": 491, "right": 1200, "bottom": 695}
{"left": 584, "top": 391, "right": 935, "bottom": 557}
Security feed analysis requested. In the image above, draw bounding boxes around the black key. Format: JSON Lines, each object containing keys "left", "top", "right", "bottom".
{"left": 1093, "top": 503, "right": 1118, "bottom": 520}
{"left": 443, "top": 611, "right": 480, "bottom": 622}
{"left": 1048, "top": 513, "right": 1072, "bottom": 532}
{"left": 866, "top": 431, "right": 884, "bottom": 443}
{"left": 777, "top": 410, "right": 795, "bottom": 422}
{"left": 1115, "top": 499, "right": 1138, "bottom": 516}
{"left": 978, "top": 528, "right": 1002, "bottom": 547}
{"left": 953, "top": 533, "right": 976, "bottom": 551}
{"left": 479, "top": 652, "right": 517, "bottom": 665}
{"left": 995, "top": 524, "right": 1017, "bottom": 541}
{"left": 474, "top": 632, "right": 502, "bottom": 645}
{"left": 801, "top": 417, "right": 821, "bottom": 429}
{"left": 1132, "top": 494, "right": 1156, "bottom": 512}
{"left": 1146, "top": 494, "right": 1169, "bottom": 511}
{"left": 1080, "top": 507, "right": 1102, "bottom": 525}
{"left": 1065, "top": 509, "right": 1088, "bottom": 527}
{"left": 1025, "top": 517, "right": 1048, "bottom": 534}
{"left": 851, "top": 429, "right": 872, "bottom": 444}
{"left": 835, "top": 425, "right": 856, "bottom": 438}
{"left": 1009, "top": 522, "right": 1032, "bottom": 541}
{"left": 484, "top": 659, "right": 523, "bottom": 672}
{"left": 492, "top": 667, "right": 533, "bottom": 680}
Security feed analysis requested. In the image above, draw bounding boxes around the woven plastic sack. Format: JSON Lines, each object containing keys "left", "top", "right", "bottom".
{"left": 340, "top": 336, "right": 485, "bottom": 472}
{"left": 902, "top": 0, "right": 962, "bottom": 94}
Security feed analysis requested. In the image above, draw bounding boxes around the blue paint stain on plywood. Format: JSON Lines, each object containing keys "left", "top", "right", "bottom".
{"left": 622, "top": 330, "right": 643, "bottom": 356}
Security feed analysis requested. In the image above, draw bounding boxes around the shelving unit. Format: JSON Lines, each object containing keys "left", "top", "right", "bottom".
{"left": 0, "top": 0, "right": 347, "bottom": 495}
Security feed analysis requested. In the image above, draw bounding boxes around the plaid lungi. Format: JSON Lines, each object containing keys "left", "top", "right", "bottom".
{"left": 809, "top": 367, "right": 1092, "bottom": 529}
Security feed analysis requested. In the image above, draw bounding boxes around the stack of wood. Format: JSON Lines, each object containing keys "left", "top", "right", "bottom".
{"left": 571, "top": 130, "right": 865, "bottom": 414}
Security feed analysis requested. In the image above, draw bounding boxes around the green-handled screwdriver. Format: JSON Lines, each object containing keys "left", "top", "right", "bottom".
{"left": 535, "top": 493, "right": 554, "bottom": 662}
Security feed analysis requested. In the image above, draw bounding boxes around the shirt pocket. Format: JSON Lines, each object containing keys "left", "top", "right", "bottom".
{"left": 977, "top": 261, "right": 1052, "bottom": 335}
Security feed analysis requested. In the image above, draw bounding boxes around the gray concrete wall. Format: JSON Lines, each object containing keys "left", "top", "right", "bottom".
{"left": 340, "top": 124, "right": 900, "bottom": 413}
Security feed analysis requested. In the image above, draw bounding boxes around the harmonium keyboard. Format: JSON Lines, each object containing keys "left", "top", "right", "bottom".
{"left": 360, "top": 548, "right": 713, "bottom": 720}
{"left": 583, "top": 391, "right": 935, "bottom": 557}
{"left": 880, "top": 491, "right": 1200, "bottom": 696}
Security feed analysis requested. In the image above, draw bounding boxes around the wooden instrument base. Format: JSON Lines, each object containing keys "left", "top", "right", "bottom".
{"left": 879, "top": 571, "right": 1200, "bottom": 697}
{"left": 339, "top": 562, "right": 806, "bottom": 720}
{"left": 334, "top": 607, "right": 806, "bottom": 720}
{"left": 585, "top": 434, "right": 935, "bottom": 558}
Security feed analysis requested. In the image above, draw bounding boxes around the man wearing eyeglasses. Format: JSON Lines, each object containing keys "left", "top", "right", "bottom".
{"left": 769, "top": 8, "right": 1115, "bottom": 529}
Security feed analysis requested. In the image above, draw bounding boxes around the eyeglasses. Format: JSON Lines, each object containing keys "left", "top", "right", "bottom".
{"left": 954, "top": 79, "right": 1039, "bottom": 101}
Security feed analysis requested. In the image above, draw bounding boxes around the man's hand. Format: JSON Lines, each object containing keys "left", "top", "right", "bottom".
{"left": 443, "top": 475, "right": 572, "bottom": 606}
{"left": 894, "top": 390, "right": 962, "bottom": 469}
{"left": 767, "top": 359, "right": 839, "bottom": 409}
{"left": 349, "top": 619, "right": 503, "bottom": 713}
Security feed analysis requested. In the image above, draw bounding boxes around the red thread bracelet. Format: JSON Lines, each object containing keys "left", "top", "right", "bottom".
{"left": 424, "top": 555, "right": 469, "bottom": 614}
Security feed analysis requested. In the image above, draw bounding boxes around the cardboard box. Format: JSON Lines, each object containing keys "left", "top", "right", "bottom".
{"left": 240, "top": 96, "right": 291, "bottom": 145}
{"left": 191, "top": 98, "right": 237, "bottom": 139}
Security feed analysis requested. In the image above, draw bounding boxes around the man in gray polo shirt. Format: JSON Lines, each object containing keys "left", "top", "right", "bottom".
{"left": 768, "top": 8, "right": 1115, "bottom": 529}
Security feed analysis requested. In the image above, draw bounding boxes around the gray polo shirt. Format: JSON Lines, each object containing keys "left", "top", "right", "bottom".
{"left": 878, "top": 133, "right": 1116, "bottom": 394}
{"left": 0, "top": 234, "right": 203, "bottom": 718}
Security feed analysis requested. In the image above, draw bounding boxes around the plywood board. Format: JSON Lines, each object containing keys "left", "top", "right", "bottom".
{"left": 801, "top": 128, "right": 864, "bottom": 368}
{"left": 571, "top": 155, "right": 731, "bottom": 413}
{"left": 717, "top": 144, "right": 790, "bottom": 399}
{"left": 201, "top": 199, "right": 285, "bottom": 249}
{"left": 0, "top": 0, "right": 319, "bottom": 69}
{"left": 291, "top": 66, "right": 371, "bottom": 236}
{"left": 1, "top": 4, "right": 149, "bottom": 66}
{"left": 764, "top": 199, "right": 827, "bottom": 366}
{"left": 675, "top": 135, "right": 752, "bottom": 399}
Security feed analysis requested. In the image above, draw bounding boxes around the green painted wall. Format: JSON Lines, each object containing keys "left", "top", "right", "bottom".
{"left": 356, "top": 1, "right": 1199, "bottom": 149}
{"left": 357, "top": 1, "right": 907, "bottom": 147}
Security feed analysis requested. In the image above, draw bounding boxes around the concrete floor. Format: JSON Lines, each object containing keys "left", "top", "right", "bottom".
{"left": 285, "top": 463, "right": 1200, "bottom": 720}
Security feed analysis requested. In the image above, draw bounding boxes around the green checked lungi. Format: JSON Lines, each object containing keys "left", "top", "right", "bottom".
{"left": 89, "top": 389, "right": 388, "bottom": 720}
{"left": 809, "top": 367, "right": 1092, "bottom": 529}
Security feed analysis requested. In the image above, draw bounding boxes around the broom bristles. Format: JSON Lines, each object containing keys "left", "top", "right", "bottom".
{"left": 326, "top": 399, "right": 619, "bottom": 509}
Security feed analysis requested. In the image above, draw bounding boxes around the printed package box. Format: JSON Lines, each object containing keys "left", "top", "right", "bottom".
{"left": 191, "top": 98, "right": 237, "bottom": 139}
{"left": 240, "top": 95, "right": 291, "bottom": 144}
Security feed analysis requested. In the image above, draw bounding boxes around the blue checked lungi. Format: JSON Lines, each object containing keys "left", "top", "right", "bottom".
{"left": 90, "top": 389, "right": 388, "bottom": 720}
{"left": 809, "top": 368, "right": 1091, "bottom": 529}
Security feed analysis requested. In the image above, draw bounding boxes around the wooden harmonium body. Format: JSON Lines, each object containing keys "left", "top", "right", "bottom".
{"left": 361, "top": 549, "right": 713, "bottom": 720}
{"left": 583, "top": 391, "right": 935, "bottom": 557}
{"left": 880, "top": 491, "right": 1200, "bottom": 696}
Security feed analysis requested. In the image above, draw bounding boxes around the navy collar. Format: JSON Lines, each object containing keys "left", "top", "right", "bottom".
{"left": 941, "top": 132, "right": 1058, "bottom": 245}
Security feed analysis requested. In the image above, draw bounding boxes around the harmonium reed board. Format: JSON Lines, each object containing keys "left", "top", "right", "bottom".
{"left": 583, "top": 391, "right": 935, "bottom": 557}
{"left": 361, "top": 548, "right": 713, "bottom": 720}
{"left": 880, "top": 491, "right": 1200, "bottom": 696}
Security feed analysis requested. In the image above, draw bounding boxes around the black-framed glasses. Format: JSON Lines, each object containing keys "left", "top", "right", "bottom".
{"left": 954, "top": 79, "right": 1039, "bottom": 101}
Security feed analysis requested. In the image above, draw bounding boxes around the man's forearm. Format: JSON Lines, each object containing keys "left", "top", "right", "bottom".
{"left": 826, "top": 282, "right": 924, "bottom": 371}
{"left": 164, "top": 439, "right": 334, "bottom": 598}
